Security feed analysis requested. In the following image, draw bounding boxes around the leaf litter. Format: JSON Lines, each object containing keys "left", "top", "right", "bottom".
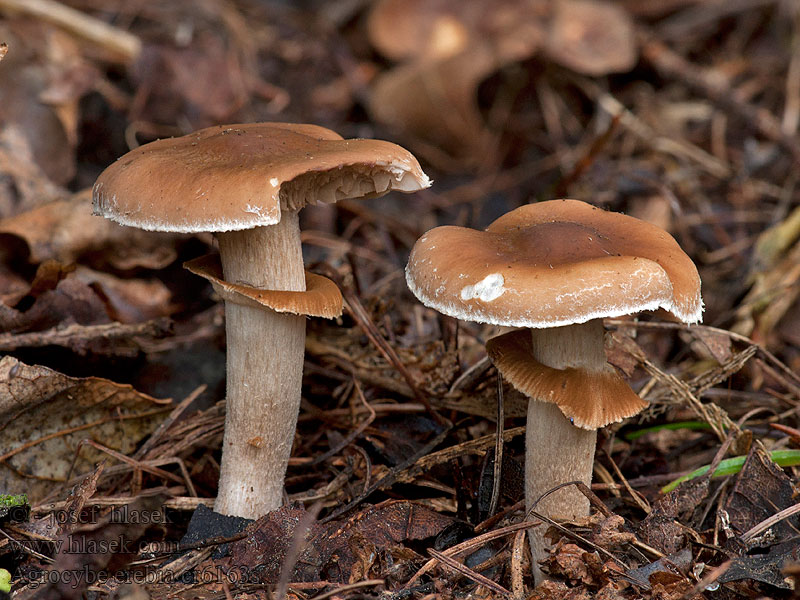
{"left": 0, "top": 0, "right": 799, "bottom": 598}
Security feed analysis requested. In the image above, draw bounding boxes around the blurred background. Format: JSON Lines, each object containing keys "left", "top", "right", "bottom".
{"left": 1, "top": 0, "right": 800, "bottom": 596}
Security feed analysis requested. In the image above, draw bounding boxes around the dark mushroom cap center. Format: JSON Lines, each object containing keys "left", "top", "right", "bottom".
{"left": 493, "top": 221, "right": 620, "bottom": 267}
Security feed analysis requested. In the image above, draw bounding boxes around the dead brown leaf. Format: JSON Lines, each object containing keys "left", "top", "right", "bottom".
{"left": 0, "top": 126, "right": 66, "bottom": 218}
{"left": 529, "top": 579, "right": 593, "bottom": 599}
{"left": 638, "top": 478, "right": 708, "bottom": 555}
{"left": 0, "top": 356, "right": 170, "bottom": 502}
{"left": 606, "top": 331, "right": 647, "bottom": 377}
{"left": 591, "top": 514, "right": 637, "bottom": 549}
{"left": 689, "top": 328, "right": 733, "bottom": 364}
{"left": 0, "top": 268, "right": 110, "bottom": 335}
{"left": 74, "top": 266, "right": 174, "bottom": 324}
{"left": 58, "top": 462, "right": 105, "bottom": 535}
{"left": 547, "top": 542, "right": 598, "bottom": 585}
{"left": 0, "top": 20, "right": 83, "bottom": 187}
{"left": 723, "top": 444, "right": 799, "bottom": 549}
{"left": 0, "top": 189, "right": 179, "bottom": 269}
{"left": 231, "top": 500, "right": 454, "bottom": 584}
{"left": 132, "top": 33, "right": 247, "bottom": 126}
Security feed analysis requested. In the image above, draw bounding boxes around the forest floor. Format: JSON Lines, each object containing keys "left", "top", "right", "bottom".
{"left": 0, "top": 0, "right": 799, "bottom": 598}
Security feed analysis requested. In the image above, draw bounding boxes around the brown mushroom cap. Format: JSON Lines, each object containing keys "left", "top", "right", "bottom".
{"left": 367, "top": 0, "right": 472, "bottom": 62}
{"left": 406, "top": 199, "right": 702, "bottom": 328}
{"left": 544, "top": 0, "right": 637, "bottom": 76}
{"left": 486, "top": 329, "right": 646, "bottom": 428}
{"left": 93, "top": 123, "right": 431, "bottom": 233}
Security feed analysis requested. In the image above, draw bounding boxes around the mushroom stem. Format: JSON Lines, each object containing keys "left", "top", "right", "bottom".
{"left": 525, "top": 318, "right": 604, "bottom": 582}
{"left": 214, "top": 213, "right": 306, "bottom": 518}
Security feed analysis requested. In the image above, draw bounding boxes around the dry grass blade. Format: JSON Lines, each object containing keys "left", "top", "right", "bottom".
{"left": 404, "top": 520, "right": 540, "bottom": 588}
{"left": 31, "top": 488, "right": 168, "bottom": 514}
{"left": 275, "top": 502, "right": 324, "bottom": 600}
{"left": 510, "top": 529, "right": 527, "bottom": 599}
{"left": 575, "top": 78, "right": 731, "bottom": 178}
{"left": 642, "top": 358, "right": 731, "bottom": 441}
{"left": 602, "top": 451, "right": 651, "bottom": 514}
{"left": 300, "top": 380, "right": 376, "bottom": 467}
{"left": 448, "top": 356, "right": 492, "bottom": 394}
{"left": 488, "top": 372, "right": 504, "bottom": 517}
{"left": 0, "top": 319, "right": 173, "bottom": 352}
{"left": 606, "top": 320, "right": 800, "bottom": 392}
{"left": 318, "top": 264, "right": 447, "bottom": 426}
{"left": 151, "top": 547, "right": 213, "bottom": 584}
{"left": 678, "top": 560, "right": 732, "bottom": 600}
{"left": 289, "top": 464, "right": 353, "bottom": 503}
{"left": 475, "top": 499, "right": 525, "bottom": 534}
{"left": 66, "top": 439, "right": 187, "bottom": 491}
{"left": 428, "top": 548, "right": 512, "bottom": 598}
{"left": 321, "top": 425, "right": 452, "bottom": 523}
{"left": 308, "top": 580, "right": 385, "bottom": 600}
{"left": 641, "top": 36, "right": 800, "bottom": 162}
{"left": 396, "top": 427, "right": 525, "bottom": 485}
{"left": 740, "top": 502, "right": 800, "bottom": 543}
{"left": 0, "top": 527, "right": 53, "bottom": 563}
{"left": 0, "top": 0, "right": 141, "bottom": 62}
{"left": 135, "top": 385, "right": 206, "bottom": 461}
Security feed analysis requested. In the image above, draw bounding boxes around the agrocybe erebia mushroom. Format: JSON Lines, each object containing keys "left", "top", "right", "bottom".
{"left": 93, "top": 123, "right": 430, "bottom": 519}
{"left": 405, "top": 199, "right": 702, "bottom": 580}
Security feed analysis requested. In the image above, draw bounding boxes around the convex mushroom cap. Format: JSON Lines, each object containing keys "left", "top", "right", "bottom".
{"left": 406, "top": 199, "right": 703, "bottom": 428}
{"left": 92, "top": 122, "right": 431, "bottom": 519}
{"left": 406, "top": 198, "right": 702, "bottom": 581}
{"left": 406, "top": 199, "right": 702, "bottom": 329}
{"left": 93, "top": 122, "right": 431, "bottom": 234}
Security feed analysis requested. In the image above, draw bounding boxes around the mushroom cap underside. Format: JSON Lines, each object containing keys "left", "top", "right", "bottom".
{"left": 184, "top": 254, "right": 343, "bottom": 318}
{"left": 487, "top": 329, "right": 647, "bottom": 429}
{"left": 93, "top": 122, "right": 431, "bottom": 233}
{"left": 406, "top": 199, "right": 702, "bottom": 327}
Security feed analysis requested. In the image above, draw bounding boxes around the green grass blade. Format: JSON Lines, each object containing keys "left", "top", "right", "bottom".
{"left": 661, "top": 449, "right": 800, "bottom": 493}
{"left": 624, "top": 421, "right": 713, "bottom": 441}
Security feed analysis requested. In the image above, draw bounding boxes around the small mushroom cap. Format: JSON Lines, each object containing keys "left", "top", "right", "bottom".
{"left": 93, "top": 123, "right": 431, "bottom": 233}
{"left": 486, "top": 329, "right": 646, "bottom": 429}
{"left": 544, "top": 0, "right": 637, "bottom": 76}
{"left": 406, "top": 199, "right": 702, "bottom": 328}
{"left": 367, "top": 0, "right": 472, "bottom": 62}
{"left": 184, "top": 254, "right": 342, "bottom": 319}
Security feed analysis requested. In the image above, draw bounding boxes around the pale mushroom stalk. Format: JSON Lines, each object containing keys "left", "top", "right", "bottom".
{"left": 524, "top": 319, "right": 604, "bottom": 583}
{"left": 214, "top": 214, "right": 305, "bottom": 518}
{"left": 93, "top": 122, "right": 430, "bottom": 521}
{"left": 404, "top": 200, "right": 702, "bottom": 585}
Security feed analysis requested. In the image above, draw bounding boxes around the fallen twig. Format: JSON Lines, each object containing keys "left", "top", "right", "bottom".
{"left": 0, "top": 0, "right": 141, "bottom": 63}
{"left": 0, "top": 319, "right": 172, "bottom": 353}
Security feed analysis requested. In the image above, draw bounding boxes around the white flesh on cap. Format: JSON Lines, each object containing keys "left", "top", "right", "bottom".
{"left": 214, "top": 213, "right": 305, "bottom": 518}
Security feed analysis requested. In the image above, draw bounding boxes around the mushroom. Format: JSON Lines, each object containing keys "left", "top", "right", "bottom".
{"left": 543, "top": 0, "right": 637, "bottom": 76}
{"left": 405, "top": 199, "right": 701, "bottom": 581}
{"left": 366, "top": 0, "right": 543, "bottom": 166}
{"left": 93, "top": 122, "right": 431, "bottom": 518}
